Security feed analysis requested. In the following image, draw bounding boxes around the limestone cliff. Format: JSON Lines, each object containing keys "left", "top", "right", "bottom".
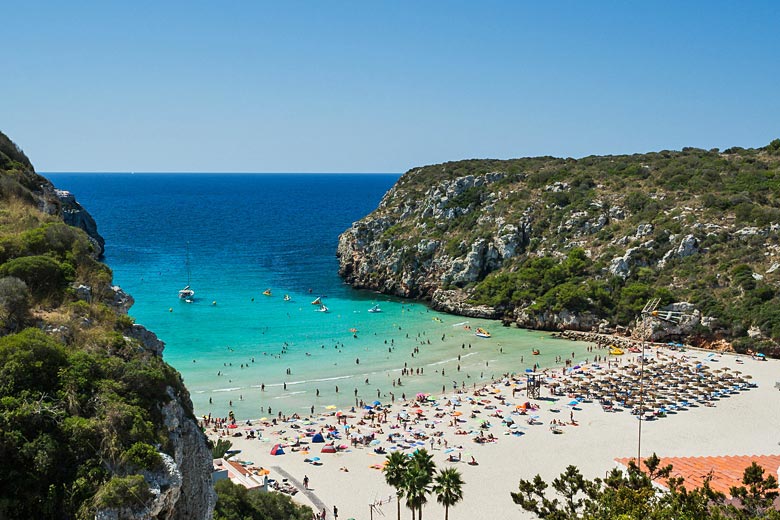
{"left": 338, "top": 143, "right": 780, "bottom": 355}
{"left": 54, "top": 188, "right": 106, "bottom": 256}
{"left": 0, "top": 130, "right": 215, "bottom": 519}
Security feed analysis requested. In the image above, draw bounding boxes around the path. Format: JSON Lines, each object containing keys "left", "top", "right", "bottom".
{"left": 272, "top": 465, "right": 333, "bottom": 517}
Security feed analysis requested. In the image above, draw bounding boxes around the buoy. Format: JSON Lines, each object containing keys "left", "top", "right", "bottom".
{"left": 212, "top": 301, "right": 217, "bottom": 306}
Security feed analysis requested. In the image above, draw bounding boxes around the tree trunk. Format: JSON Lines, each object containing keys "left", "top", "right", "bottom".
{"left": 397, "top": 496, "right": 401, "bottom": 520}
{"left": 444, "top": 505, "right": 449, "bottom": 520}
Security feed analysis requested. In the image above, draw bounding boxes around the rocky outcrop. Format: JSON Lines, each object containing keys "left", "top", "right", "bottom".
{"left": 337, "top": 145, "right": 780, "bottom": 353}
{"left": 337, "top": 171, "right": 528, "bottom": 299}
{"left": 95, "top": 329, "right": 216, "bottom": 520}
{"left": 658, "top": 234, "right": 699, "bottom": 267}
{"left": 54, "top": 188, "right": 106, "bottom": 257}
{"left": 95, "top": 454, "right": 182, "bottom": 520}
{"left": 514, "top": 308, "right": 601, "bottom": 332}
{"left": 160, "top": 388, "right": 217, "bottom": 520}
{"left": 125, "top": 324, "right": 165, "bottom": 357}
{"left": 431, "top": 289, "right": 498, "bottom": 318}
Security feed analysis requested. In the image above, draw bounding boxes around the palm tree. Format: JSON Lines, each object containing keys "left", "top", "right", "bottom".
{"left": 408, "top": 450, "right": 436, "bottom": 520}
{"left": 433, "top": 467, "right": 464, "bottom": 520}
{"left": 384, "top": 451, "right": 409, "bottom": 520}
{"left": 404, "top": 463, "right": 431, "bottom": 520}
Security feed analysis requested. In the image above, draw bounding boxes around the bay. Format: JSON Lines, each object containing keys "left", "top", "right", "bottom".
{"left": 48, "top": 173, "right": 588, "bottom": 419}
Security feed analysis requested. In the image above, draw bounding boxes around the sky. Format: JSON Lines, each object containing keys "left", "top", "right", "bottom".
{"left": 2, "top": 1, "right": 779, "bottom": 173}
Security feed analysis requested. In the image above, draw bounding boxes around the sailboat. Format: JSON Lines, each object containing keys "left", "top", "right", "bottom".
{"left": 316, "top": 304, "right": 329, "bottom": 313}
{"left": 367, "top": 304, "right": 382, "bottom": 313}
{"left": 178, "top": 243, "right": 195, "bottom": 302}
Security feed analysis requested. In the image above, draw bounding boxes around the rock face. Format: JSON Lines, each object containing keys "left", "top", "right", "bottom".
{"left": 160, "top": 388, "right": 217, "bottom": 520}
{"left": 54, "top": 188, "right": 106, "bottom": 256}
{"left": 335, "top": 147, "right": 780, "bottom": 350}
{"left": 337, "top": 171, "right": 528, "bottom": 299}
{"left": 96, "top": 327, "right": 216, "bottom": 520}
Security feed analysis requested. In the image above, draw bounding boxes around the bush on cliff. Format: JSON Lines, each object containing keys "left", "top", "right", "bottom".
{"left": 214, "top": 479, "right": 313, "bottom": 520}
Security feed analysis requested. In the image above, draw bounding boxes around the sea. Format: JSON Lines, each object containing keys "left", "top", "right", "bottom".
{"left": 47, "top": 173, "right": 590, "bottom": 419}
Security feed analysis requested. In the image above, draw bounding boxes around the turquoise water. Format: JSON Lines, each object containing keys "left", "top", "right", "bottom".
{"left": 47, "top": 173, "right": 590, "bottom": 418}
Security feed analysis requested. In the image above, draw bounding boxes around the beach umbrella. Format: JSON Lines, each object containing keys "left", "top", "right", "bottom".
{"left": 270, "top": 444, "right": 285, "bottom": 455}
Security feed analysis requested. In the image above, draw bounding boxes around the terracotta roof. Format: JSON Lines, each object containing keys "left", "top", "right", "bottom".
{"left": 213, "top": 458, "right": 265, "bottom": 489}
{"left": 614, "top": 455, "right": 780, "bottom": 497}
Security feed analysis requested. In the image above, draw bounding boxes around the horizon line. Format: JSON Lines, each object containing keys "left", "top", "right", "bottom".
{"left": 42, "top": 171, "right": 403, "bottom": 175}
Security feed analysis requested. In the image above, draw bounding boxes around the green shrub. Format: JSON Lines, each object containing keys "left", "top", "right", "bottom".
{"left": 121, "top": 442, "right": 164, "bottom": 472}
{"left": 93, "top": 474, "right": 152, "bottom": 510}
{"left": 0, "top": 276, "right": 30, "bottom": 332}
{"left": 0, "top": 254, "right": 72, "bottom": 300}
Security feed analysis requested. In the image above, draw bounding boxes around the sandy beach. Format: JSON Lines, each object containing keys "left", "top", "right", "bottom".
{"left": 206, "top": 345, "right": 780, "bottom": 520}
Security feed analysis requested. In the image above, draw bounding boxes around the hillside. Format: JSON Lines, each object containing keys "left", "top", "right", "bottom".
{"left": 337, "top": 141, "right": 780, "bottom": 356}
{"left": 0, "top": 131, "right": 215, "bottom": 519}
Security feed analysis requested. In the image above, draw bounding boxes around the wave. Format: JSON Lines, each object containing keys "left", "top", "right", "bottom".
{"left": 213, "top": 387, "right": 242, "bottom": 392}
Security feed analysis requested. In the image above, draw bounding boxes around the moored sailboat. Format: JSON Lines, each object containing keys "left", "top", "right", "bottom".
{"left": 178, "top": 243, "right": 195, "bottom": 302}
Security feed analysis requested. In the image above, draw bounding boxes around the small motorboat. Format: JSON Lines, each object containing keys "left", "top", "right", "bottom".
{"left": 368, "top": 305, "right": 382, "bottom": 313}
{"left": 609, "top": 346, "right": 624, "bottom": 355}
{"left": 263, "top": 289, "right": 272, "bottom": 296}
{"left": 283, "top": 294, "right": 291, "bottom": 302}
{"left": 532, "top": 349, "right": 540, "bottom": 355}
{"left": 474, "top": 327, "right": 491, "bottom": 338}
{"left": 316, "top": 304, "right": 329, "bottom": 313}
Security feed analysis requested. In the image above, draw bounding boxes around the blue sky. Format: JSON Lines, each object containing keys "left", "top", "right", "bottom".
{"left": 2, "top": 1, "right": 779, "bottom": 172}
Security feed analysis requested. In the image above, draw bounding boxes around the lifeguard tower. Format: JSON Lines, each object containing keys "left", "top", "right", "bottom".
{"left": 526, "top": 372, "right": 542, "bottom": 399}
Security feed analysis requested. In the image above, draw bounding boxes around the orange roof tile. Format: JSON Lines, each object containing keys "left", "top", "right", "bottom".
{"left": 614, "top": 454, "right": 780, "bottom": 498}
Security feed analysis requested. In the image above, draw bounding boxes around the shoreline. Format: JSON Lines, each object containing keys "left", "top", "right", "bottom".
{"left": 205, "top": 344, "right": 780, "bottom": 520}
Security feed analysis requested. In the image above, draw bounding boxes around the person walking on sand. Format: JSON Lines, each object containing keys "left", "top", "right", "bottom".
{"left": 333, "top": 505, "right": 338, "bottom": 519}
{"left": 303, "top": 475, "right": 309, "bottom": 490}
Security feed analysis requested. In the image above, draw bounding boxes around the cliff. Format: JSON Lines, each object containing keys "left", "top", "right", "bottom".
{"left": 0, "top": 131, "right": 215, "bottom": 519}
{"left": 338, "top": 141, "right": 780, "bottom": 356}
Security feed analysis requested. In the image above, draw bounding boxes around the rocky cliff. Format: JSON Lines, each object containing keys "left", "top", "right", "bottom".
{"left": 0, "top": 131, "right": 215, "bottom": 519}
{"left": 338, "top": 142, "right": 780, "bottom": 356}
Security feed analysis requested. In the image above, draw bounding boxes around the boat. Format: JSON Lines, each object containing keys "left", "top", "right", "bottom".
{"left": 262, "top": 289, "right": 272, "bottom": 296}
{"left": 609, "top": 346, "right": 624, "bottom": 355}
{"left": 367, "top": 305, "right": 382, "bottom": 313}
{"left": 178, "top": 242, "right": 195, "bottom": 302}
{"left": 474, "top": 327, "right": 491, "bottom": 338}
{"left": 284, "top": 294, "right": 291, "bottom": 302}
{"left": 311, "top": 296, "right": 322, "bottom": 305}
{"left": 316, "top": 304, "right": 329, "bottom": 313}
{"left": 532, "top": 349, "right": 540, "bottom": 355}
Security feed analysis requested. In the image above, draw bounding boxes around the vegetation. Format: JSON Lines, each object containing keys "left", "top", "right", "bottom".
{"left": 213, "top": 479, "right": 313, "bottom": 520}
{"left": 383, "top": 449, "right": 465, "bottom": 520}
{"left": 353, "top": 140, "right": 780, "bottom": 356}
{"left": 211, "top": 438, "right": 238, "bottom": 460}
{"left": 512, "top": 454, "right": 780, "bottom": 519}
{"left": 0, "top": 130, "right": 194, "bottom": 519}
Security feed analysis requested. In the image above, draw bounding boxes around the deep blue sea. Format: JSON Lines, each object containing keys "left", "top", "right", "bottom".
{"left": 47, "top": 173, "right": 588, "bottom": 419}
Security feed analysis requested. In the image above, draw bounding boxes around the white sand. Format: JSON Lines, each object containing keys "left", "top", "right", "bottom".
{"left": 208, "top": 348, "right": 780, "bottom": 520}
